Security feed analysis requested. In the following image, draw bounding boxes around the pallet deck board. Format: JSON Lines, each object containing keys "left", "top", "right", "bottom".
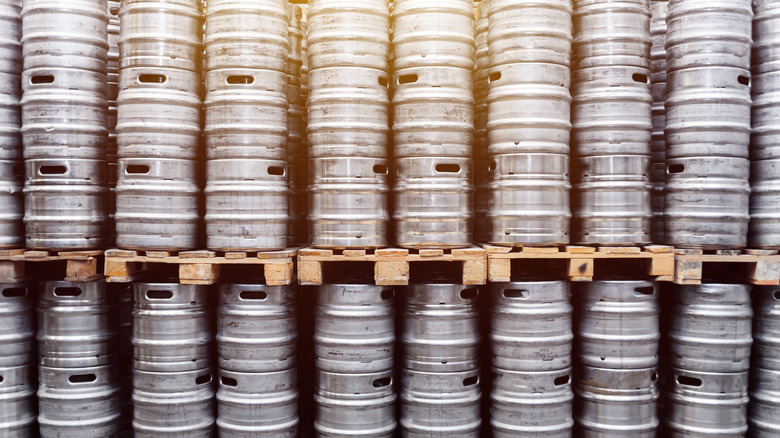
{"left": 673, "top": 248, "right": 780, "bottom": 285}
{"left": 0, "top": 250, "right": 103, "bottom": 283}
{"left": 482, "top": 244, "right": 675, "bottom": 283}
{"left": 104, "top": 248, "right": 298, "bottom": 286}
{"left": 297, "top": 246, "right": 487, "bottom": 286}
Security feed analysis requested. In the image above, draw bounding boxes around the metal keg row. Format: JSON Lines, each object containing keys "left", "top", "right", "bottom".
{"left": 21, "top": 0, "right": 109, "bottom": 250}
{"left": 650, "top": 1, "right": 668, "bottom": 244}
{"left": 390, "top": 0, "right": 475, "bottom": 249}
{"left": 36, "top": 280, "right": 121, "bottom": 437}
{"left": 571, "top": 0, "right": 653, "bottom": 246}
{"left": 314, "top": 282, "right": 396, "bottom": 436}
{"left": 307, "top": 0, "right": 391, "bottom": 249}
{"left": 203, "top": 0, "right": 290, "bottom": 252}
{"left": 574, "top": 280, "right": 660, "bottom": 436}
{"left": 473, "top": 1, "right": 490, "bottom": 244}
{"left": 106, "top": 0, "right": 120, "bottom": 247}
{"left": 287, "top": 4, "right": 308, "bottom": 246}
{"left": 131, "top": 281, "right": 215, "bottom": 437}
{"left": 490, "top": 281, "right": 574, "bottom": 437}
{"left": 216, "top": 282, "right": 299, "bottom": 436}
{"left": 0, "top": 281, "right": 36, "bottom": 436}
{"left": 400, "top": 282, "right": 482, "bottom": 436}
{"left": 115, "top": 0, "right": 203, "bottom": 251}
{"left": 486, "top": 0, "right": 573, "bottom": 246}
{"left": 664, "top": 0, "right": 753, "bottom": 249}
{"left": 750, "top": 1, "right": 780, "bottom": 249}
{"left": 662, "top": 284, "right": 753, "bottom": 437}
{"left": 0, "top": 0, "right": 23, "bottom": 248}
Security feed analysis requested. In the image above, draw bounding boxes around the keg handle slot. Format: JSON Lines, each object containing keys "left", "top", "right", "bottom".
{"left": 667, "top": 164, "right": 684, "bottom": 174}
{"left": 53, "top": 287, "right": 82, "bottom": 297}
{"left": 2, "top": 287, "right": 27, "bottom": 297}
{"left": 677, "top": 375, "right": 702, "bottom": 387}
{"left": 435, "top": 163, "right": 461, "bottom": 173}
{"left": 227, "top": 75, "right": 254, "bottom": 85}
{"left": 39, "top": 165, "right": 67, "bottom": 175}
{"left": 138, "top": 74, "right": 167, "bottom": 84}
{"left": 69, "top": 374, "right": 97, "bottom": 383}
{"left": 146, "top": 290, "right": 173, "bottom": 299}
{"left": 774, "top": 291, "right": 780, "bottom": 301}
{"left": 554, "top": 375, "right": 570, "bottom": 386}
{"left": 503, "top": 289, "right": 529, "bottom": 299}
{"left": 463, "top": 376, "right": 479, "bottom": 387}
{"left": 196, "top": 374, "right": 212, "bottom": 385}
{"left": 220, "top": 376, "right": 238, "bottom": 387}
{"left": 372, "top": 377, "right": 391, "bottom": 388}
{"left": 460, "top": 288, "right": 479, "bottom": 300}
{"left": 738, "top": 75, "right": 750, "bottom": 86}
{"left": 31, "top": 75, "right": 55, "bottom": 84}
{"left": 380, "top": 289, "right": 394, "bottom": 300}
{"left": 634, "top": 286, "right": 655, "bottom": 296}
{"left": 239, "top": 290, "right": 267, "bottom": 300}
{"left": 398, "top": 74, "right": 418, "bottom": 85}
{"left": 268, "top": 166, "right": 285, "bottom": 176}
{"left": 126, "top": 164, "right": 150, "bottom": 174}
{"left": 489, "top": 72, "right": 501, "bottom": 82}
{"left": 378, "top": 76, "right": 389, "bottom": 87}
{"left": 0, "top": 375, "right": 3, "bottom": 383}
{"left": 109, "top": 6, "right": 119, "bottom": 15}
{"left": 632, "top": 73, "right": 648, "bottom": 84}
{"left": 373, "top": 164, "right": 388, "bottom": 175}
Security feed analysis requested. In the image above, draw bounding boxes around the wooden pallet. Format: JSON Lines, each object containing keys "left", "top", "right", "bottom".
{"left": 482, "top": 244, "right": 675, "bottom": 283}
{"left": 674, "top": 249, "right": 780, "bottom": 285}
{"left": 104, "top": 249, "right": 297, "bottom": 286}
{"left": 0, "top": 249, "right": 103, "bottom": 283}
{"left": 297, "top": 246, "right": 487, "bottom": 286}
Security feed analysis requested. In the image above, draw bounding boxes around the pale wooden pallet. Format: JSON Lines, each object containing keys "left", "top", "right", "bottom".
{"left": 104, "top": 248, "right": 298, "bottom": 286}
{"left": 674, "top": 248, "right": 780, "bottom": 285}
{"left": 481, "top": 244, "right": 675, "bottom": 283}
{"left": 297, "top": 246, "right": 487, "bottom": 286}
{"left": 0, "top": 249, "right": 103, "bottom": 283}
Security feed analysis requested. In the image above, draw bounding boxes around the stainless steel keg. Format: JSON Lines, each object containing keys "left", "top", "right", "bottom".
{"left": 216, "top": 369, "right": 298, "bottom": 437}
{"left": 400, "top": 368, "right": 481, "bottom": 437}
{"left": 0, "top": 281, "right": 34, "bottom": 368}
{"left": 0, "top": 364, "right": 37, "bottom": 437}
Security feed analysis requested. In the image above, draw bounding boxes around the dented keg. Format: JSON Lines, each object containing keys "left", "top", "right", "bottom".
{"left": 488, "top": 153, "right": 571, "bottom": 246}
{"left": 0, "top": 281, "right": 34, "bottom": 368}
{"left": 132, "top": 368, "right": 215, "bottom": 438}
{"left": 309, "top": 157, "right": 390, "bottom": 249}
{"left": 394, "top": 157, "right": 473, "bottom": 249}
{"left": 400, "top": 368, "right": 481, "bottom": 437}
{"left": 216, "top": 369, "right": 298, "bottom": 437}
{"left": 38, "top": 364, "right": 122, "bottom": 438}
{"left": 131, "top": 282, "right": 212, "bottom": 373}
{"left": 115, "top": 158, "right": 200, "bottom": 251}
{"left": 216, "top": 283, "right": 296, "bottom": 373}
{"left": 205, "top": 159, "right": 288, "bottom": 251}
{"left": 0, "top": 364, "right": 37, "bottom": 437}
{"left": 37, "top": 280, "right": 116, "bottom": 369}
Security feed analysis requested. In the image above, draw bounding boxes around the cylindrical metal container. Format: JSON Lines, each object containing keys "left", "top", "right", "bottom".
{"left": 400, "top": 368, "right": 481, "bottom": 437}
{"left": 665, "top": 0, "right": 753, "bottom": 72}
{"left": 132, "top": 282, "right": 212, "bottom": 373}
{"left": 132, "top": 368, "right": 215, "bottom": 437}
{"left": 0, "top": 281, "right": 35, "bottom": 368}
{"left": 217, "top": 283, "right": 296, "bottom": 373}
{"left": 37, "top": 364, "right": 122, "bottom": 438}
{"left": 0, "top": 1, "right": 22, "bottom": 83}
{"left": 308, "top": 157, "right": 390, "bottom": 249}
{"left": 114, "top": 158, "right": 200, "bottom": 251}
{"left": 473, "top": 0, "right": 489, "bottom": 243}
{"left": 572, "top": 155, "right": 653, "bottom": 246}
{"left": 205, "top": 159, "right": 288, "bottom": 251}
{"left": 315, "top": 283, "right": 394, "bottom": 374}
{"left": 116, "top": 67, "right": 202, "bottom": 160}
{"left": 487, "top": 153, "right": 571, "bottom": 246}
{"left": 491, "top": 368, "right": 574, "bottom": 438}
{"left": 216, "top": 369, "right": 298, "bottom": 437}
{"left": 314, "top": 369, "right": 397, "bottom": 438}
{"left": 491, "top": 281, "right": 573, "bottom": 373}
{"left": 285, "top": 3, "right": 305, "bottom": 164}
{"left": 393, "top": 157, "right": 473, "bottom": 249}
{"left": 576, "top": 384, "right": 659, "bottom": 437}
{"left": 650, "top": 0, "right": 667, "bottom": 244}
{"left": 664, "top": 67, "right": 752, "bottom": 161}
{"left": 118, "top": 0, "right": 203, "bottom": 72}
{"left": 0, "top": 364, "right": 37, "bottom": 437}
{"left": 204, "top": 0, "right": 289, "bottom": 73}
{"left": 572, "top": 0, "right": 651, "bottom": 69}
{"left": 307, "top": 66, "right": 390, "bottom": 159}
{"left": 402, "top": 283, "right": 479, "bottom": 373}
{"left": 749, "top": 286, "right": 780, "bottom": 436}
{"left": 667, "top": 283, "right": 753, "bottom": 375}
{"left": 662, "top": 369, "right": 749, "bottom": 437}
{"left": 0, "top": 160, "right": 23, "bottom": 249}
{"left": 750, "top": 158, "right": 780, "bottom": 249}
{"left": 664, "top": 157, "right": 750, "bottom": 249}
{"left": 37, "top": 280, "right": 116, "bottom": 369}
{"left": 749, "top": 367, "right": 780, "bottom": 438}
{"left": 487, "top": 0, "right": 573, "bottom": 68}
{"left": 204, "top": 68, "right": 288, "bottom": 161}
{"left": 20, "top": 0, "right": 108, "bottom": 73}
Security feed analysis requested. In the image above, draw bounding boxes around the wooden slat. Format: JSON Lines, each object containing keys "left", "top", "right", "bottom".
{"left": 567, "top": 246, "right": 596, "bottom": 254}
{"left": 419, "top": 249, "right": 444, "bottom": 257}
{"left": 146, "top": 251, "right": 171, "bottom": 258}
{"left": 343, "top": 249, "right": 367, "bottom": 257}
{"left": 106, "top": 249, "right": 136, "bottom": 258}
{"left": 598, "top": 247, "right": 641, "bottom": 254}
{"left": 225, "top": 252, "right": 247, "bottom": 259}
{"left": 522, "top": 247, "right": 560, "bottom": 254}
{"left": 180, "top": 250, "right": 216, "bottom": 259}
